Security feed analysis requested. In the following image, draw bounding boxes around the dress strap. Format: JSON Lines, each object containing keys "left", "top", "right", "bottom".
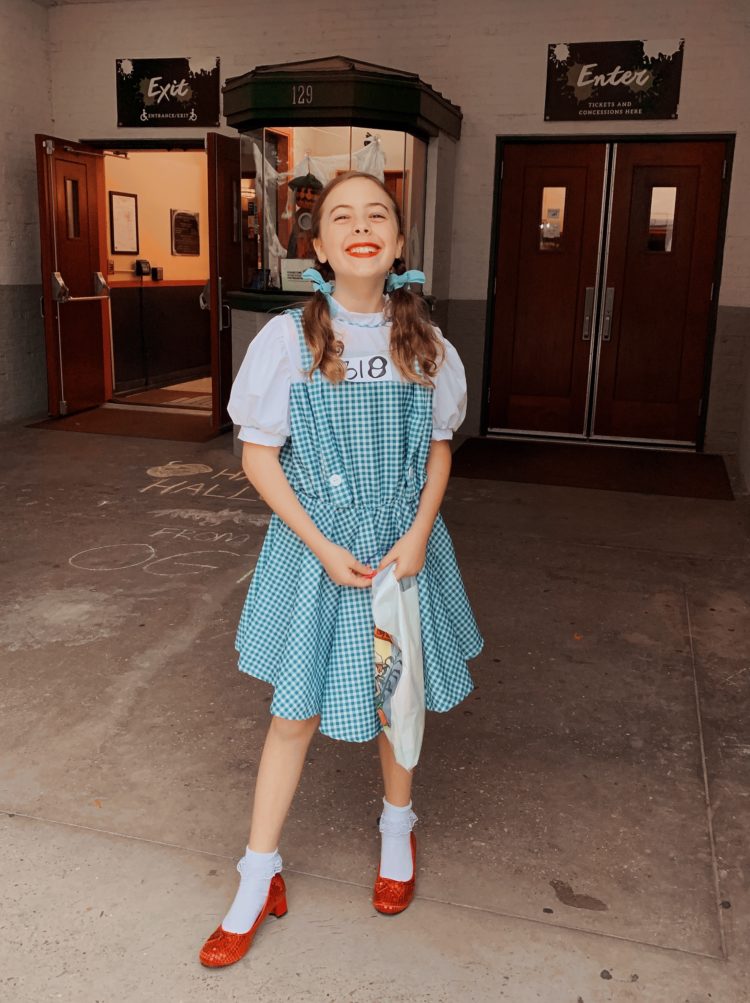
{"left": 285, "top": 307, "right": 313, "bottom": 372}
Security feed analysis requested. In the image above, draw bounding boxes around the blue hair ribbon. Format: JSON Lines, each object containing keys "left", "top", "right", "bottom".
{"left": 301, "top": 267, "right": 334, "bottom": 296}
{"left": 303, "top": 266, "right": 426, "bottom": 312}
{"left": 386, "top": 270, "right": 426, "bottom": 292}
{"left": 301, "top": 267, "right": 337, "bottom": 312}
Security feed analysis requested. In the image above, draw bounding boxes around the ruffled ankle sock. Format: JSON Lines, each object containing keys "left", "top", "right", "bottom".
{"left": 222, "top": 847, "right": 283, "bottom": 934}
{"left": 379, "top": 798, "right": 418, "bottom": 881}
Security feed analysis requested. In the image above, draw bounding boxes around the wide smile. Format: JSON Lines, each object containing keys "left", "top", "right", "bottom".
{"left": 345, "top": 243, "right": 382, "bottom": 258}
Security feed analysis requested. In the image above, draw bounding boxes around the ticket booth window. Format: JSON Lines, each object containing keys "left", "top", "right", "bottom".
{"left": 239, "top": 126, "right": 427, "bottom": 293}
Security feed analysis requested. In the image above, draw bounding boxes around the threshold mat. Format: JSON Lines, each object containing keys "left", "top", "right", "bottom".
{"left": 451, "top": 437, "right": 734, "bottom": 500}
{"left": 114, "top": 388, "right": 211, "bottom": 409}
{"left": 29, "top": 406, "right": 216, "bottom": 442}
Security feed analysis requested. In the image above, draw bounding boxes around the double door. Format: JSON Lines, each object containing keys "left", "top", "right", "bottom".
{"left": 487, "top": 140, "right": 729, "bottom": 445}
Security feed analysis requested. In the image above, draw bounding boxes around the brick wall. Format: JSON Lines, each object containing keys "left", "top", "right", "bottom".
{"left": 0, "top": 0, "right": 53, "bottom": 421}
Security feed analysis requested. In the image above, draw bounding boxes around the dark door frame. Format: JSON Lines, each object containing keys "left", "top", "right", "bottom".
{"left": 481, "top": 132, "right": 736, "bottom": 451}
{"left": 77, "top": 137, "right": 216, "bottom": 419}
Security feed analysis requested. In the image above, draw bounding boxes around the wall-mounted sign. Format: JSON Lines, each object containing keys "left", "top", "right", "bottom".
{"left": 116, "top": 57, "right": 220, "bottom": 127}
{"left": 545, "top": 40, "right": 684, "bottom": 121}
{"left": 171, "top": 210, "right": 200, "bottom": 256}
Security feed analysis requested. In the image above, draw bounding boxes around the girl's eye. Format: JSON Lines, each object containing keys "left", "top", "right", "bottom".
{"left": 334, "top": 214, "right": 349, "bottom": 222}
{"left": 371, "top": 212, "right": 386, "bottom": 220}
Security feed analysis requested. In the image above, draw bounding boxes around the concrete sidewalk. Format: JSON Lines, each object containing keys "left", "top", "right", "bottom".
{"left": 1, "top": 423, "right": 749, "bottom": 1002}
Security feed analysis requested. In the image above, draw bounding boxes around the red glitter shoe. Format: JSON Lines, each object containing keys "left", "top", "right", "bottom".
{"left": 199, "top": 873, "right": 288, "bottom": 968}
{"left": 372, "top": 832, "right": 417, "bottom": 915}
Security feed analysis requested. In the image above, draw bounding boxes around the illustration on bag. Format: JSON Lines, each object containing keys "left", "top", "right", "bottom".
{"left": 374, "top": 626, "right": 403, "bottom": 728}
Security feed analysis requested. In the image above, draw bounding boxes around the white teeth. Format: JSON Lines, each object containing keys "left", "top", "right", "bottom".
{"left": 348, "top": 247, "right": 378, "bottom": 255}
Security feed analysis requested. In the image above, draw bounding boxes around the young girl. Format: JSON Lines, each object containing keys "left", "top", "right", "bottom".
{"left": 199, "top": 170, "right": 483, "bottom": 968}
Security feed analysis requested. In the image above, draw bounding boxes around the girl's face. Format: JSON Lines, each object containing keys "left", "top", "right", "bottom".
{"left": 313, "top": 176, "right": 404, "bottom": 283}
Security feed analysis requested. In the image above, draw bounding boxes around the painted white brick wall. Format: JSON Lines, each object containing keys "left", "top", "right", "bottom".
{"left": 44, "top": 0, "right": 749, "bottom": 307}
{"left": 1, "top": 0, "right": 53, "bottom": 285}
{"left": 0, "top": 0, "right": 53, "bottom": 422}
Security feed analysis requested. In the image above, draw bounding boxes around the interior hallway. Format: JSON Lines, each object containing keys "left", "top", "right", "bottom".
{"left": 1, "top": 423, "right": 749, "bottom": 1002}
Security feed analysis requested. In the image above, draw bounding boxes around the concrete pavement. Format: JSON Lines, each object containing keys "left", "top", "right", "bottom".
{"left": 1, "top": 422, "right": 748, "bottom": 1002}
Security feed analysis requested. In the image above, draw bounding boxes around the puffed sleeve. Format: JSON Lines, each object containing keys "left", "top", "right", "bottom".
{"left": 431, "top": 330, "right": 468, "bottom": 440}
{"left": 227, "top": 315, "right": 292, "bottom": 447}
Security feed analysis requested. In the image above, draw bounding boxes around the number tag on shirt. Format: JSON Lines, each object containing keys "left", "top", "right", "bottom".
{"left": 342, "top": 354, "right": 393, "bottom": 383}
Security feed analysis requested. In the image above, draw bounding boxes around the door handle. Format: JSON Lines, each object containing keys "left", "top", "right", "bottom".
{"left": 581, "top": 287, "right": 594, "bottom": 341}
{"left": 217, "top": 275, "right": 230, "bottom": 331}
{"left": 601, "top": 287, "right": 615, "bottom": 342}
{"left": 52, "top": 271, "right": 110, "bottom": 304}
{"left": 199, "top": 279, "right": 210, "bottom": 311}
{"left": 51, "top": 271, "right": 70, "bottom": 303}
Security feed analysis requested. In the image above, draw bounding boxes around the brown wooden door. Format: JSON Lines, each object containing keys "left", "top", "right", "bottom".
{"left": 207, "top": 132, "right": 242, "bottom": 433}
{"left": 592, "top": 141, "right": 726, "bottom": 443}
{"left": 488, "top": 143, "right": 606, "bottom": 434}
{"left": 35, "top": 135, "right": 111, "bottom": 415}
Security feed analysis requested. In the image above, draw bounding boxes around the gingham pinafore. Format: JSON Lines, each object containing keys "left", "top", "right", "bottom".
{"left": 235, "top": 307, "right": 483, "bottom": 742}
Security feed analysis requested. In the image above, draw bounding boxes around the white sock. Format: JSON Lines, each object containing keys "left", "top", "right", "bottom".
{"left": 379, "top": 798, "right": 418, "bottom": 881}
{"left": 222, "top": 847, "right": 282, "bottom": 934}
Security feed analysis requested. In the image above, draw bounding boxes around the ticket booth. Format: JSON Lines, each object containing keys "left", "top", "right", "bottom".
{"left": 217, "top": 56, "right": 462, "bottom": 444}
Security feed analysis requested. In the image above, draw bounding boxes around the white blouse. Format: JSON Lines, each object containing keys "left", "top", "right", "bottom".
{"left": 227, "top": 298, "right": 468, "bottom": 447}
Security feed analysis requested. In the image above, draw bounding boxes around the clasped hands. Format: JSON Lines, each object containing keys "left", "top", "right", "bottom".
{"left": 318, "top": 527, "right": 427, "bottom": 589}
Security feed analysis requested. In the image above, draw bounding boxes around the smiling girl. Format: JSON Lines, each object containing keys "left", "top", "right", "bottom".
{"left": 199, "top": 171, "right": 483, "bottom": 968}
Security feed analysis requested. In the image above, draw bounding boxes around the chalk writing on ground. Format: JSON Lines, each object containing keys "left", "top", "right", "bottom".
{"left": 142, "top": 550, "right": 248, "bottom": 577}
{"left": 149, "top": 507, "right": 269, "bottom": 528}
{"left": 146, "top": 461, "right": 214, "bottom": 478}
{"left": 141, "top": 465, "right": 256, "bottom": 503}
{"left": 150, "top": 526, "right": 252, "bottom": 545}
{"left": 69, "top": 543, "right": 257, "bottom": 582}
{"left": 69, "top": 543, "right": 157, "bottom": 571}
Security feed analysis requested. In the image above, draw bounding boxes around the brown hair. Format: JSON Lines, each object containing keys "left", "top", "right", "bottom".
{"left": 300, "top": 170, "right": 443, "bottom": 386}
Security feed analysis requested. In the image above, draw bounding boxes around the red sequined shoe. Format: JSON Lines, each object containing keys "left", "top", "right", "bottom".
{"left": 199, "top": 873, "right": 287, "bottom": 968}
{"left": 372, "top": 832, "right": 417, "bottom": 915}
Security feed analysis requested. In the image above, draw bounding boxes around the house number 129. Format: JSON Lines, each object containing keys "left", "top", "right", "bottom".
{"left": 292, "top": 84, "right": 313, "bottom": 105}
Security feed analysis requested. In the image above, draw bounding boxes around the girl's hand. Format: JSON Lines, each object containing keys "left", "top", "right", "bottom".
{"left": 319, "top": 541, "right": 376, "bottom": 588}
{"left": 377, "top": 528, "right": 428, "bottom": 582}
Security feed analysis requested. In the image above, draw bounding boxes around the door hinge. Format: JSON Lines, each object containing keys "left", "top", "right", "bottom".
{"left": 43, "top": 139, "right": 55, "bottom": 155}
{"left": 493, "top": 276, "right": 497, "bottom": 297}
{"left": 710, "top": 282, "right": 715, "bottom": 301}
{"left": 698, "top": 398, "right": 703, "bottom": 417}
{"left": 500, "top": 160, "right": 504, "bottom": 180}
{"left": 722, "top": 159, "right": 727, "bottom": 179}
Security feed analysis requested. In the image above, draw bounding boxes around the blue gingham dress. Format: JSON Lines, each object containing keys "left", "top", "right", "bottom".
{"left": 234, "top": 307, "right": 483, "bottom": 742}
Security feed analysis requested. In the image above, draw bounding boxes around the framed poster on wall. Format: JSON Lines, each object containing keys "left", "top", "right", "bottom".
{"left": 109, "top": 191, "right": 139, "bottom": 254}
{"left": 171, "top": 209, "right": 200, "bottom": 255}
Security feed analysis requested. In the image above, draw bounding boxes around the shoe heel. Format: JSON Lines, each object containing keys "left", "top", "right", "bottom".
{"left": 271, "top": 894, "right": 288, "bottom": 919}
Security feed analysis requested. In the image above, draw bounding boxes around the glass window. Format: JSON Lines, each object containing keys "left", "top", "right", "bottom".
{"left": 239, "top": 126, "right": 427, "bottom": 293}
{"left": 539, "top": 187, "right": 566, "bottom": 251}
{"left": 647, "top": 186, "right": 676, "bottom": 252}
{"left": 64, "top": 177, "right": 80, "bottom": 239}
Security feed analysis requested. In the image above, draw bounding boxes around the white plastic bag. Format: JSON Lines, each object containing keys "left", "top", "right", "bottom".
{"left": 371, "top": 563, "right": 425, "bottom": 770}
